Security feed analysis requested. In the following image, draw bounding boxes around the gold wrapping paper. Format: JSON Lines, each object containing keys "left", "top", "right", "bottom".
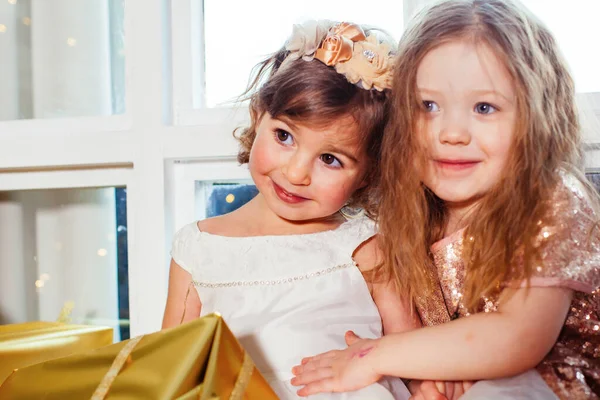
{"left": 0, "top": 314, "right": 278, "bottom": 399}
{"left": 0, "top": 321, "right": 114, "bottom": 384}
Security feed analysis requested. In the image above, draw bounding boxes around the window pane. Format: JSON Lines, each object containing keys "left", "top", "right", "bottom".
{"left": 520, "top": 1, "right": 600, "bottom": 93}
{"left": 195, "top": 181, "right": 257, "bottom": 220}
{"left": 200, "top": 0, "right": 403, "bottom": 108}
{"left": 0, "top": 187, "right": 129, "bottom": 342}
{"left": 0, "top": 0, "right": 125, "bottom": 121}
{"left": 586, "top": 172, "right": 600, "bottom": 194}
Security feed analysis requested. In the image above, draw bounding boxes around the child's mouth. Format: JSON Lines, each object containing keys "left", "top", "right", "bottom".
{"left": 435, "top": 159, "right": 480, "bottom": 171}
{"left": 272, "top": 182, "right": 308, "bottom": 204}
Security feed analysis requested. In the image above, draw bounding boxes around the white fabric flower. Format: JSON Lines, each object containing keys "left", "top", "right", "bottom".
{"left": 285, "top": 20, "right": 333, "bottom": 61}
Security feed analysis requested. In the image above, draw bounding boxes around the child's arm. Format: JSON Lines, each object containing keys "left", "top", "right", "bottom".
{"left": 373, "top": 279, "right": 421, "bottom": 334}
{"left": 372, "top": 286, "right": 572, "bottom": 379}
{"left": 291, "top": 286, "right": 572, "bottom": 395}
{"left": 354, "top": 236, "right": 421, "bottom": 334}
{"left": 161, "top": 259, "right": 202, "bottom": 329}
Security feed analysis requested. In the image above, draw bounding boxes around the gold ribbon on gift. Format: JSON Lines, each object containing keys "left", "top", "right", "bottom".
{"left": 56, "top": 300, "right": 75, "bottom": 324}
{"left": 314, "top": 22, "right": 367, "bottom": 66}
{"left": 91, "top": 336, "right": 255, "bottom": 400}
{"left": 229, "top": 351, "right": 255, "bottom": 400}
{"left": 91, "top": 335, "right": 143, "bottom": 400}
{"left": 0, "top": 314, "right": 277, "bottom": 400}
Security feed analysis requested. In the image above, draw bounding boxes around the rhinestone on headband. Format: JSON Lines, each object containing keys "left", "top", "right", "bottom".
{"left": 363, "top": 49, "right": 375, "bottom": 61}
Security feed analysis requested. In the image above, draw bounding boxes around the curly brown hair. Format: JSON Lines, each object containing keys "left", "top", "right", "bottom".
{"left": 234, "top": 23, "right": 395, "bottom": 215}
{"left": 379, "top": 0, "right": 591, "bottom": 310}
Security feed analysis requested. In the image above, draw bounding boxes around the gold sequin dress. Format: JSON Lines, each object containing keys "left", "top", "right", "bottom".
{"left": 418, "top": 173, "right": 600, "bottom": 400}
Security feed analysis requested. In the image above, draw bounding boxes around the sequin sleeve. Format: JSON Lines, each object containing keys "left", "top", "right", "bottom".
{"left": 522, "top": 173, "right": 600, "bottom": 294}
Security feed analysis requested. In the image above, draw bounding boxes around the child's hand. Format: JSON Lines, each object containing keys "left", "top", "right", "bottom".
{"left": 291, "top": 331, "right": 382, "bottom": 396}
{"left": 409, "top": 380, "right": 474, "bottom": 400}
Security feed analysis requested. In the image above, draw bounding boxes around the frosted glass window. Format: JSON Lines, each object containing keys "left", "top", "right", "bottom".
{"left": 0, "top": 0, "right": 125, "bottom": 120}
{"left": 0, "top": 187, "right": 129, "bottom": 342}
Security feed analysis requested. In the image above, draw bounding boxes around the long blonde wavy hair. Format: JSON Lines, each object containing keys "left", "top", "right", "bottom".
{"left": 379, "top": 0, "right": 585, "bottom": 311}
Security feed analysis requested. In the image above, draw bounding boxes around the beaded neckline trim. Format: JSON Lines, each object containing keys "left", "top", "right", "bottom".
{"left": 192, "top": 261, "right": 357, "bottom": 288}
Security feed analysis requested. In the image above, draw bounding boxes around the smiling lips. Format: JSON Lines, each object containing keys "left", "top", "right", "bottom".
{"left": 272, "top": 182, "right": 309, "bottom": 204}
{"left": 434, "top": 159, "right": 481, "bottom": 172}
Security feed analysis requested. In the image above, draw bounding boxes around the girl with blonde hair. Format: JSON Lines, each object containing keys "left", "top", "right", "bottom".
{"left": 292, "top": 1, "right": 600, "bottom": 398}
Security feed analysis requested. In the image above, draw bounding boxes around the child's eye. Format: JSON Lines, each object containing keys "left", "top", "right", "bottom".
{"left": 320, "top": 154, "right": 342, "bottom": 168}
{"left": 474, "top": 102, "right": 497, "bottom": 115}
{"left": 422, "top": 100, "right": 440, "bottom": 112}
{"left": 275, "top": 129, "right": 294, "bottom": 145}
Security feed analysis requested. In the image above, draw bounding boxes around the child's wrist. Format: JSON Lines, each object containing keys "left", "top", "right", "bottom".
{"left": 367, "top": 337, "right": 386, "bottom": 375}
{"left": 371, "top": 334, "right": 400, "bottom": 376}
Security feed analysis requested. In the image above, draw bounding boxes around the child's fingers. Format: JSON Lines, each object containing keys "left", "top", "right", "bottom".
{"left": 407, "top": 379, "right": 422, "bottom": 394}
{"left": 292, "top": 355, "right": 335, "bottom": 375}
{"left": 418, "top": 381, "right": 448, "bottom": 400}
{"left": 296, "top": 378, "right": 337, "bottom": 397}
{"left": 447, "top": 381, "right": 474, "bottom": 400}
{"left": 409, "top": 392, "right": 425, "bottom": 400}
{"left": 298, "top": 358, "right": 331, "bottom": 373}
{"left": 435, "top": 381, "right": 446, "bottom": 394}
{"left": 449, "top": 381, "right": 474, "bottom": 399}
{"left": 344, "top": 330, "right": 361, "bottom": 345}
{"left": 300, "top": 350, "right": 338, "bottom": 365}
{"left": 290, "top": 367, "right": 334, "bottom": 386}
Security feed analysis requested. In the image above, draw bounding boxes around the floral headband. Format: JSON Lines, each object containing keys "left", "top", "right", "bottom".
{"left": 281, "top": 20, "right": 394, "bottom": 91}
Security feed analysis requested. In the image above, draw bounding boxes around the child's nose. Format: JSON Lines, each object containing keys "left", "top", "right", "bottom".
{"left": 283, "top": 155, "right": 312, "bottom": 186}
{"left": 438, "top": 113, "right": 471, "bottom": 146}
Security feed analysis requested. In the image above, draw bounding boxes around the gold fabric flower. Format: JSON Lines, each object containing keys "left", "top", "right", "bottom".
{"left": 331, "top": 22, "right": 367, "bottom": 42}
{"left": 334, "top": 34, "right": 393, "bottom": 91}
{"left": 314, "top": 22, "right": 367, "bottom": 66}
{"left": 315, "top": 34, "right": 354, "bottom": 66}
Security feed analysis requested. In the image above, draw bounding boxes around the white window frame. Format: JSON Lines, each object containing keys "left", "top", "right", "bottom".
{"left": 165, "top": 158, "right": 251, "bottom": 244}
{"left": 0, "top": 0, "right": 246, "bottom": 337}
{"left": 169, "top": 0, "right": 250, "bottom": 128}
{"left": 0, "top": 0, "right": 174, "bottom": 337}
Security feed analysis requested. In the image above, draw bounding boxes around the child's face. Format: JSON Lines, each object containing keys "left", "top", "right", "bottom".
{"left": 249, "top": 113, "right": 367, "bottom": 222}
{"left": 416, "top": 40, "right": 517, "bottom": 208}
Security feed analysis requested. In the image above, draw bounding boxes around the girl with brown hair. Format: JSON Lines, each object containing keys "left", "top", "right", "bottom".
{"left": 163, "top": 20, "right": 416, "bottom": 399}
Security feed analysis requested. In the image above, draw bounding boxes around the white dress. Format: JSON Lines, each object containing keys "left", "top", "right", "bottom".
{"left": 171, "top": 216, "right": 410, "bottom": 400}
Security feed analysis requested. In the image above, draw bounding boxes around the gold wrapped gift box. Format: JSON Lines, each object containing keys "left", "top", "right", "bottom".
{"left": 0, "top": 321, "right": 114, "bottom": 385}
{"left": 0, "top": 314, "right": 278, "bottom": 399}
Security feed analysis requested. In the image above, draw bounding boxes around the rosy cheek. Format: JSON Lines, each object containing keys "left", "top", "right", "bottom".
{"left": 249, "top": 141, "right": 276, "bottom": 173}
{"left": 315, "top": 178, "right": 354, "bottom": 206}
